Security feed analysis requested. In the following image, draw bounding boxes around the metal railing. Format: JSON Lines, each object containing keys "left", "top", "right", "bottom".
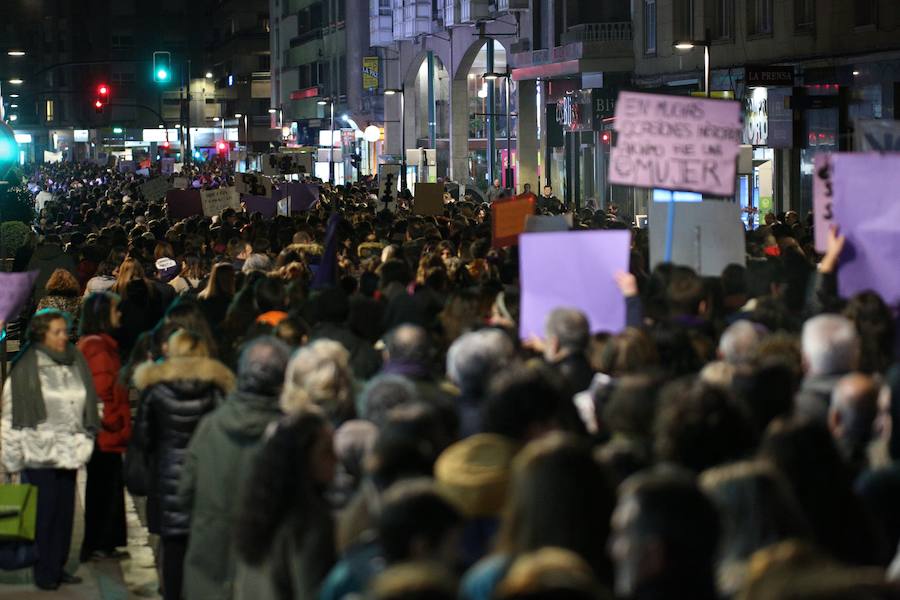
{"left": 561, "top": 22, "right": 633, "bottom": 44}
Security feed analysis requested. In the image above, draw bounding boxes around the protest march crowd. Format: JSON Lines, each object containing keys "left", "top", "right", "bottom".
{"left": 0, "top": 155, "right": 899, "bottom": 600}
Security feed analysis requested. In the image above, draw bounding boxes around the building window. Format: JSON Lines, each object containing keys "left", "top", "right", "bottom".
{"left": 708, "top": 0, "right": 734, "bottom": 40}
{"left": 46, "top": 100, "right": 54, "bottom": 122}
{"left": 673, "top": 0, "right": 694, "bottom": 42}
{"left": 855, "top": 0, "right": 876, "bottom": 28}
{"left": 111, "top": 34, "right": 134, "bottom": 49}
{"left": 644, "top": 0, "right": 657, "bottom": 55}
{"left": 795, "top": 0, "right": 815, "bottom": 30}
{"left": 747, "top": 0, "right": 773, "bottom": 36}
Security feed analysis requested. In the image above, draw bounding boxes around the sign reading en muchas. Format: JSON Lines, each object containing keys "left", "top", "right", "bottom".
{"left": 363, "top": 57, "right": 379, "bottom": 90}
{"left": 608, "top": 91, "right": 743, "bottom": 197}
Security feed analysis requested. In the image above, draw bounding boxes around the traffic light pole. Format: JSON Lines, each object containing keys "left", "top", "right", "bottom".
{"left": 183, "top": 59, "right": 192, "bottom": 169}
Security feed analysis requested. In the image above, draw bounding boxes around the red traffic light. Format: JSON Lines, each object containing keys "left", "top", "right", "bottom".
{"left": 162, "top": 140, "right": 170, "bottom": 149}
{"left": 94, "top": 99, "right": 103, "bottom": 109}
{"left": 98, "top": 84, "right": 109, "bottom": 96}
{"left": 216, "top": 141, "right": 227, "bottom": 152}
{"left": 601, "top": 131, "right": 611, "bottom": 143}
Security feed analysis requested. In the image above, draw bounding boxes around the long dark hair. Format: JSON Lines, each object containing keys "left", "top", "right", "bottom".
{"left": 198, "top": 262, "right": 235, "bottom": 300}
{"left": 235, "top": 410, "right": 331, "bottom": 565}
{"left": 79, "top": 292, "right": 119, "bottom": 337}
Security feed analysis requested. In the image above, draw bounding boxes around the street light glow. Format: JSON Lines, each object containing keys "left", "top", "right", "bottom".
{"left": 384, "top": 89, "right": 398, "bottom": 96}
{"left": 205, "top": 72, "right": 214, "bottom": 79}
{"left": 9, "top": 94, "right": 18, "bottom": 98}
{"left": 9, "top": 79, "right": 23, "bottom": 85}
{"left": 7, "top": 51, "right": 25, "bottom": 57}
{"left": 234, "top": 113, "right": 242, "bottom": 118}
{"left": 268, "top": 108, "right": 277, "bottom": 114}
{"left": 317, "top": 100, "right": 328, "bottom": 106}
{"left": 8, "top": 115, "right": 17, "bottom": 121}
{"left": 674, "top": 42, "right": 695, "bottom": 50}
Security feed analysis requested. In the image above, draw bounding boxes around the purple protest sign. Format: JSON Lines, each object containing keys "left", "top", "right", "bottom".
{"left": 831, "top": 153, "right": 900, "bottom": 305}
{"left": 165, "top": 189, "right": 203, "bottom": 220}
{"left": 242, "top": 195, "right": 277, "bottom": 218}
{"left": 519, "top": 230, "right": 630, "bottom": 340}
{"left": 812, "top": 153, "right": 833, "bottom": 253}
{"left": 0, "top": 271, "right": 38, "bottom": 323}
{"left": 609, "top": 91, "right": 742, "bottom": 196}
{"left": 286, "top": 182, "right": 320, "bottom": 212}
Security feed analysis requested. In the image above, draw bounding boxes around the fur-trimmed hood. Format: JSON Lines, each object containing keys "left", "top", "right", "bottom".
{"left": 133, "top": 356, "right": 236, "bottom": 393}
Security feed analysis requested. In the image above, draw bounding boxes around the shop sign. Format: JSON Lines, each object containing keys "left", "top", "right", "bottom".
{"left": 363, "top": 57, "right": 379, "bottom": 90}
{"left": 745, "top": 65, "right": 794, "bottom": 87}
{"left": 556, "top": 95, "right": 582, "bottom": 131}
{"left": 592, "top": 89, "right": 617, "bottom": 131}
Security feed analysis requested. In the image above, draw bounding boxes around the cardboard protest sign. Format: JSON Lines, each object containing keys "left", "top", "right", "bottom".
{"left": 830, "top": 153, "right": 900, "bottom": 305}
{"left": 519, "top": 230, "right": 630, "bottom": 340}
{"left": 200, "top": 187, "right": 241, "bottom": 217}
{"left": 140, "top": 177, "right": 173, "bottom": 202}
{"left": 236, "top": 172, "right": 274, "bottom": 198}
{"left": 161, "top": 158, "right": 176, "bottom": 175}
{"left": 649, "top": 200, "right": 745, "bottom": 276}
{"left": 165, "top": 189, "right": 203, "bottom": 220}
{"left": 413, "top": 182, "right": 444, "bottom": 217}
{"left": 609, "top": 91, "right": 743, "bottom": 196}
{"left": 118, "top": 161, "right": 136, "bottom": 174}
{"left": 524, "top": 213, "right": 573, "bottom": 233}
{"left": 855, "top": 120, "right": 900, "bottom": 152}
{"left": 242, "top": 196, "right": 277, "bottom": 218}
{"left": 812, "top": 154, "right": 833, "bottom": 253}
{"left": 173, "top": 177, "right": 189, "bottom": 189}
{"left": 492, "top": 196, "right": 535, "bottom": 247}
{"left": 136, "top": 168, "right": 150, "bottom": 177}
{"left": 0, "top": 271, "right": 38, "bottom": 323}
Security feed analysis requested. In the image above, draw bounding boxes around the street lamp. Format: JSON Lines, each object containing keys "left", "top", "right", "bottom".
{"left": 8, "top": 79, "right": 23, "bottom": 85}
{"left": 7, "top": 51, "right": 25, "bottom": 57}
{"left": 205, "top": 72, "right": 214, "bottom": 79}
{"left": 673, "top": 30, "right": 712, "bottom": 98}
{"left": 384, "top": 88, "right": 406, "bottom": 192}
{"left": 318, "top": 97, "right": 335, "bottom": 184}
{"left": 482, "top": 70, "right": 514, "bottom": 191}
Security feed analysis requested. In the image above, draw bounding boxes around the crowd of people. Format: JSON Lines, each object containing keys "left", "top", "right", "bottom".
{"left": 0, "top": 157, "right": 899, "bottom": 600}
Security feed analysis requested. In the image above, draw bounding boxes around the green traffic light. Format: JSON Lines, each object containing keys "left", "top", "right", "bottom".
{"left": 113, "top": 127, "right": 124, "bottom": 134}
{"left": 156, "top": 68, "right": 170, "bottom": 81}
{"left": 0, "top": 139, "right": 15, "bottom": 161}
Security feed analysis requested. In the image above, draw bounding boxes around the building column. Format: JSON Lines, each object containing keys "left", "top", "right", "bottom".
{"left": 517, "top": 79, "right": 539, "bottom": 193}
{"left": 449, "top": 76, "right": 469, "bottom": 184}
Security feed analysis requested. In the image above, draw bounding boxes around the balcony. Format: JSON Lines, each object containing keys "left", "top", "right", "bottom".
{"left": 494, "top": 0, "right": 528, "bottom": 11}
{"left": 460, "top": 0, "right": 490, "bottom": 22}
{"left": 511, "top": 22, "right": 634, "bottom": 79}
{"left": 392, "top": 0, "right": 434, "bottom": 39}
{"left": 370, "top": 0, "right": 394, "bottom": 45}
{"left": 561, "top": 22, "right": 632, "bottom": 44}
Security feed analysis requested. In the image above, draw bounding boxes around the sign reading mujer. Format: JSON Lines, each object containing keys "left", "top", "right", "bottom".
{"left": 608, "top": 91, "right": 743, "bottom": 197}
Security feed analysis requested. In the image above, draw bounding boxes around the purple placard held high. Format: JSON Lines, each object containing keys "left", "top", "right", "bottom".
{"left": 831, "top": 153, "right": 900, "bottom": 305}
{"left": 519, "top": 230, "right": 630, "bottom": 340}
{"left": 812, "top": 153, "right": 833, "bottom": 253}
{"left": 0, "top": 271, "right": 38, "bottom": 323}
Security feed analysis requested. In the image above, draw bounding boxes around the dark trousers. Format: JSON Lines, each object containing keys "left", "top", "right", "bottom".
{"left": 23, "top": 468, "right": 77, "bottom": 587}
{"left": 162, "top": 535, "right": 188, "bottom": 600}
{"left": 80, "top": 447, "right": 127, "bottom": 560}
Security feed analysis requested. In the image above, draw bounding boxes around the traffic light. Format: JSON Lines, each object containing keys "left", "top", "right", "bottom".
{"left": 97, "top": 83, "right": 110, "bottom": 101}
{"left": 94, "top": 99, "right": 104, "bottom": 114}
{"left": 161, "top": 140, "right": 170, "bottom": 150}
{"left": 350, "top": 153, "right": 361, "bottom": 170}
{"left": 0, "top": 121, "right": 19, "bottom": 179}
{"left": 153, "top": 51, "right": 172, "bottom": 83}
{"left": 216, "top": 141, "right": 228, "bottom": 155}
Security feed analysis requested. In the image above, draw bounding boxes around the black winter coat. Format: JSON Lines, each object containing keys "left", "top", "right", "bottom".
{"left": 133, "top": 356, "right": 236, "bottom": 537}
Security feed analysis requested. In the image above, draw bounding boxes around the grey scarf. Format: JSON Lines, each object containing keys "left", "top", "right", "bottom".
{"left": 9, "top": 343, "right": 101, "bottom": 432}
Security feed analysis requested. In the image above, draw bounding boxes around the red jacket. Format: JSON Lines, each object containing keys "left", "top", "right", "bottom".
{"left": 77, "top": 333, "right": 132, "bottom": 453}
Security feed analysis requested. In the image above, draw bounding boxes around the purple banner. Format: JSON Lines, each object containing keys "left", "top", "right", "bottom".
{"left": 286, "top": 182, "right": 320, "bottom": 212}
{"left": 519, "top": 230, "right": 630, "bottom": 340}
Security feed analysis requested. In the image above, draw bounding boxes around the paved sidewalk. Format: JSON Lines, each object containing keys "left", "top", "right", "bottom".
{"left": 0, "top": 471, "right": 161, "bottom": 599}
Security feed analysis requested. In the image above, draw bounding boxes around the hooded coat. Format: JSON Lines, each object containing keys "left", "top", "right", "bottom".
{"left": 26, "top": 243, "right": 78, "bottom": 303}
{"left": 133, "top": 356, "right": 235, "bottom": 537}
{"left": 177, "top": 389, "right": 283, "bottom": 600}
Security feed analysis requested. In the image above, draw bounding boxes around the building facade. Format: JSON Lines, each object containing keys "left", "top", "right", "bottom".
{"left": 1, "top": 0, "right": 209, "bottom": 162}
